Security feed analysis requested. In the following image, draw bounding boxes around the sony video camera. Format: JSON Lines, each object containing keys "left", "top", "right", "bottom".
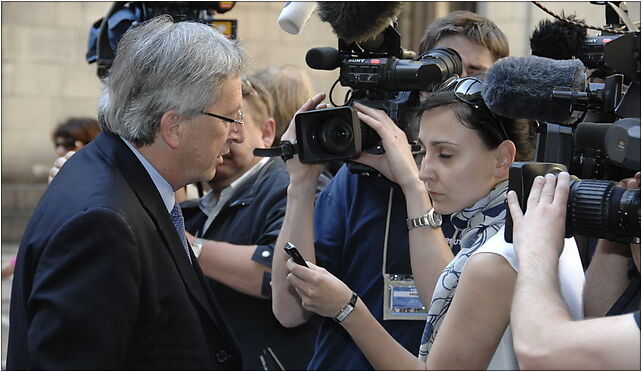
{"left": 506, "top": 6, "right": 640, "bottom": 244}
{"left": 293, "top": 25, "right": 461, "bottom": 165}
{"left": 87, "top": 1, "right": 237, "bottom": 79}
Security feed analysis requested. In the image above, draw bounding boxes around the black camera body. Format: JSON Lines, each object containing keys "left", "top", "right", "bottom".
{"left": 295, "top": 106, "right": 363, "bottom": 163}
{"left": 507, "top": 13, "right": 640, "bottom": 244}
{"left": 506, "top": 162, "right": 640, "bottom": 244}
{"left": 87, "top": 1, "right": 237, "bottom": 78}
{"left": 294, "top": 90, "right": 419, "bottom": 163}
{"left": 295, "top": 25, "right": 461, "bottom": 166}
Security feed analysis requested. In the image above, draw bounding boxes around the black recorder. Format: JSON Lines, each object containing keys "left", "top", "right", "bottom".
{"left": 283, "top": 242, "right": 309, "bottom": 267}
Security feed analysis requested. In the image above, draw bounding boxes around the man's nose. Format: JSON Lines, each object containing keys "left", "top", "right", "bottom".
{"left": 228, "top": 123, "right": 245, "bottom": 143}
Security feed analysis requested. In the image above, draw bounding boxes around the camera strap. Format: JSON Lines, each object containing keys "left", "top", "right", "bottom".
{"left": 381, "top": 187, "right": 428, "bottom": 321}
{"left": 253, "top": 141, "right": 298, "bottom": 162}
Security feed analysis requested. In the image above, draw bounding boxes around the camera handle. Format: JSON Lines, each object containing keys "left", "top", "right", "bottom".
{"left": 253, "top": 141, "right": 298, "bottom": 162}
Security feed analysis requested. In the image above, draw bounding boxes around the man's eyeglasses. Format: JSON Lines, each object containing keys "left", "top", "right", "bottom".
{"left": 440, "top": 76, "right": 509, "bottom": 141}
{"left": 201, "top": 110, "right": 244, "bottom": 126}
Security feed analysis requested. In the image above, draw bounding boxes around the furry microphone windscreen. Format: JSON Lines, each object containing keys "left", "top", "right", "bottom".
{"left": 483, "top": 56, "right": 586, "bottom": 123}
{"left": 316, "top": 2, "right": 403, "bottom": 44}
{"left": 530, "top": 15, "right": 587, "bottom": 60}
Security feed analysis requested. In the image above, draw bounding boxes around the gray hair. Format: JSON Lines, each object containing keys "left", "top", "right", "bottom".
{"left": 99, "top": 15, "right": 247, "bottom": 146}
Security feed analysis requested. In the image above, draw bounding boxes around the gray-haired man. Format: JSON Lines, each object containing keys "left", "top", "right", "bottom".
{"left": 8, "top": 16, "right": 246, "bottom": 370}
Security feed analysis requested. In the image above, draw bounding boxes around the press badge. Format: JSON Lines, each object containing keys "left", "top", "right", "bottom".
{"left": 383, "top": 274, "right": 428, "bottom": 320}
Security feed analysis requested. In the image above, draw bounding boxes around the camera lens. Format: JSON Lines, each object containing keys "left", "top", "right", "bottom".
{"left": 318, "top": 117, "right": 354, "bottom": 154}
{"left": 568, "top": 179, "right": 640, "bottom": 243}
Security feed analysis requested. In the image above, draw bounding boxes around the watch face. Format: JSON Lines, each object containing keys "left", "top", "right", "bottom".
{"left": 433, "top": 212, "right": 443, "bottom": 226}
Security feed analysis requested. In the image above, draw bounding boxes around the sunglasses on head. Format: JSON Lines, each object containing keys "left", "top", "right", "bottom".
{"left": 439, "top": 76, "right": 509, "bottom": 141}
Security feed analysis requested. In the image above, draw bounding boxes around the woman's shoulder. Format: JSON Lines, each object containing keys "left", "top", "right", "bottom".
{"left": 472, "top": 226, "right": 520, "bottom": 271}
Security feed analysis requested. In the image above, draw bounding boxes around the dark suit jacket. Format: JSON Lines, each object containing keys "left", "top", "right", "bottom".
{"left": 182, "top": 158, "right": 325, "bottom": 370}
{"left": 7, "top": 132, "right": 242, "bottom": 370}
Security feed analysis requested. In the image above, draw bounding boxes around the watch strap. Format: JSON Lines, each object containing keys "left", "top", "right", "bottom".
{"left": 406, "top": 208, "right": 441, "bottom": 229}
{"left": 334, "top": 292, "right": 358, "bottom": 323}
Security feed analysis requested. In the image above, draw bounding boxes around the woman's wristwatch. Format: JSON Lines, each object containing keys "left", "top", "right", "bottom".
{"left": 334, "top": 292, "right": 358, "bottom": 323}
{"left": 406, "top": 208, "right": 442, "bottom": 230}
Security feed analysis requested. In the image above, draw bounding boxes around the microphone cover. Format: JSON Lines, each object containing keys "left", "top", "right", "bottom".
{"left": 317, "top": 2, "right": 403, "bottom": 43}
{"left": 306, "top": 47, "right": 341, "bottom": 70}
{"left": 278, "top": 2, "right": 317, "bottom": 35}
{"left": 483, "top": 56, "right": 586, "bottom": 123}
{"left": 530, "top": 15, "right": 587, "bottom": 59}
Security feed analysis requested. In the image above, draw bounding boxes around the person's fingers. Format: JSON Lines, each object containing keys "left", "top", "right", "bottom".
{"left": 354, "top": 104, "right": 398, "bottom": 134}
{"left": 354, "top": 102, "right": 386, "bottom": 118}
{"left": 539, "top": 173, "right": 557, "bottom": 205}
{"left": 526, "top": 176, "right": 545, "bottom": 210}
{"left": 506, "top": 190, "right": 524, "bottom": 223}
{"left": 627, "top": 172, "right": 641, "bottom": 189}
{"left": 298, "top": 93, "right": 326, "bottom": 114}
{"left": 553, "top": 172, "right": 571, "bottom": 208}
{"left": 315, "top": 103, "right": 329, "bottom": 110}
{"left": 288, "top": 260, "right": 317, "bottom": 281}
{"left": 286, "top": 271, "right": 312, "bottom": 294}
{"left": 63, "top": 150, "right": 76, "bottom": 159}
{"left": 283, "top": 93, "right": 326, "bottom": 143}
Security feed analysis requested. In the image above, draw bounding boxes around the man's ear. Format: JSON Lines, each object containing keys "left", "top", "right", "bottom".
{"left": 159, "top": 110, "right": 182, "bottom": 149}
{"left": 494, "top": 140, "right": 516, "bottom": 179}
{"left": 259, "top": 117, "right": 277, "bottom": 148}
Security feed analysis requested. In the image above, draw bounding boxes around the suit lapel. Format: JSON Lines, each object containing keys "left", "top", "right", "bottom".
{"left": 94, "top": 133, "right": 218, "bottom": 325}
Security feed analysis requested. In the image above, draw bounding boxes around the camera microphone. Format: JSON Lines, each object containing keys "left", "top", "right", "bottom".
{"left": 482, "top": 56, "right": 586, "bottom": 123}
{"left": 306, "top": 47, "right": 341, "bottom": 70}
{"left": 530, "top": 16, "right": 587, "bottom": 59}
{"left": 316, "top": 2, "right": 403, "bottom": 43}
{"left": 277, "top": 2, "right": 316, "bottom": 35}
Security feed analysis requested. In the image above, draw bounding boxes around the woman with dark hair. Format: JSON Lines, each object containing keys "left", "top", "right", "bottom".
{"left": 272, "top": 76, "right": 584, "bottom": 369}
{"left": 52, "top": 117, "right": 101, "bottom": 157}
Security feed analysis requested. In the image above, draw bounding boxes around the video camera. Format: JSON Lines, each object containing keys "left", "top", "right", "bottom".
{"left": 255, "top": 3, "right": 462, "bottom": 174}
{"left": 505, "top": 3, "right": 640, "bottom": 244}
{"left": 86, "top": 1, "right": 237, "bottom": 79}
{"left": 294, "top": 27, "right": 461, "bottom": 165}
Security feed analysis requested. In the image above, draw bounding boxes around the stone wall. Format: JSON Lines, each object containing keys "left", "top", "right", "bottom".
{"left": 1, "top": 1, "right": 636, "bottom": 182}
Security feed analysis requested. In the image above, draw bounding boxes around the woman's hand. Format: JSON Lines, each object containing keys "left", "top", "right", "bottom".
{"left": 507, "top": 172, "right": 571, "bottom": 260}
{"left": 351, "top": 103, "right": 421, "bottom": 190}
{"left": 285, "top": 259, "right": 353, "bottom": 318}
{"left": 281, "top": 93, "right": 328, "bottom": 185}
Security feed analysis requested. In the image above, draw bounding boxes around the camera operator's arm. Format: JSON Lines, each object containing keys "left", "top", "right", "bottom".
{"left": 271, "top": 93, "right": 327, "bottom": 327}
{"left": 508, "top": 173, "right": 641, "bottom": 370}
{"left": 353, "top": 103, "right": 454, "bottom": 305}
{"left": 584, "top": 173, "right": 640, "bottom": 317}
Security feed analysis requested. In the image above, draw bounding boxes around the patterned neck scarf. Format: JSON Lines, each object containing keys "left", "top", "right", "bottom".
{"left": 418, "top": 180, "right": 508, "bottom": 361}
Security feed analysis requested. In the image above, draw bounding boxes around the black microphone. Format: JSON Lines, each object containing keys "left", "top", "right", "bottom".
{"left": 482, "top": 56, "right": 586, "bottom": 123}
{"left": 530, "top": 16, "right": 587, "bottom": 59}
{"left": 306, "top": 47, "right": 341, "bottom": 70}
{"left": 316, "top": 2, "right": 403, "bottom": 43}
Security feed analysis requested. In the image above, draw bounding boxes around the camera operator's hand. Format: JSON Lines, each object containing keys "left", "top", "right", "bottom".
{"left": 285, "top": 258, "right": 354, "bottom": 319}
{"left": 352, "top": 103, "right": 423, "bottom": 191}
{"left": 507, "top": 172, "right": 570, "bottom": 260}
{"left": 617, "top": 171, "right": 641, "bottom": 190}
{"left": 280, "top": 93, "right": 327, "bottom": 185}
